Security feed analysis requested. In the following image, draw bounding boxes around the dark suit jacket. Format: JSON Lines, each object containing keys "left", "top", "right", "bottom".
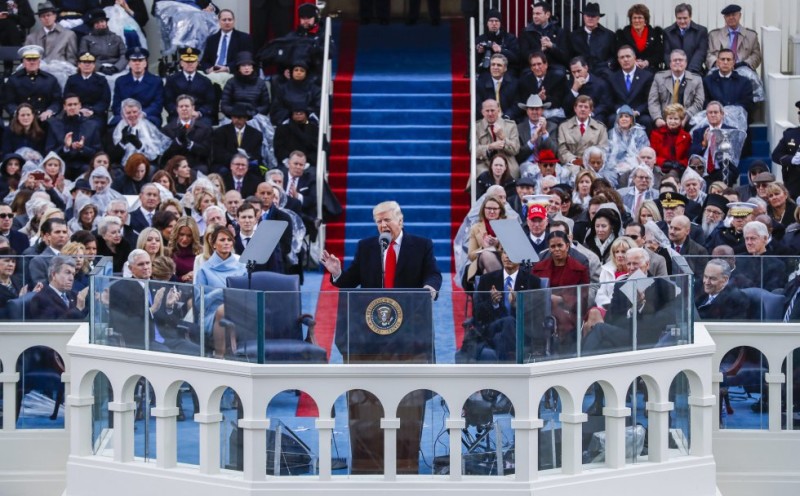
{"left": 517, "top": 70, "right": 565, "bottom": 111}
{"left": 128, "top": 208, "right": 156, "bottom": 234}
{"left": 222, "top": 170, "right": 262, "bottom": 199}
{"left": 606, "top": 276, "right": 678, "bottom": 346}
{"left": 163, "top": 71, "right": 217, "bottom": 125}
{"left": 562, "top": 74, "right": 613, "bottom": 123}
{"left": 605, "top": 68, "right": 654, "bottom": 125}
{"left": 476, "top": 72, "right": 522, "bottom": 121}
{"left": 663, "top": 21, "right": 709, "bottom": 74}
{"left": 200, "top": 29, "right": 254, "bottom": 72}
{"left": 63, "top": 72, "right": 111, "bottom": 122}
{"left": 212, "top": 123, "right": 264, "bottom": 172}
{"left": 45, "top": 115, "right": 102, "bottom": 172}
{"left": 4, "top": 229, "right": 30, "bottom": 256}
{"left": 695, "top": 284, "right": 750, "bottom": 320}
{"left": 474, "top": 268, "right": 542, "bottom": 326}
{"left": 703, "top": 71, "right": 753, "bottom": 113}
{"left": 516, "top": 118, "right": 558, "bottom": 164}
{"left": 29, "top": 285, "right": 86, "bottom": 320}
{"left": 568, "top": 24, "right": 616, "bottom": 76}
{"left": 108, "top": 277, "right": 170, "bottom": 349}
{"left": 160, "top": 119, "right": 214, "bottom": 170}
{"left": 261, "top": 206, "right": 294, "bottom": 268}
{"left": 674, "top": 237, "right": 708, "bottom": 256}
{"left": 280, "top": 169, "right": 317, "bottom": 216}
{"left": 332, "top": 231, "right": 442, "bottom": 292}
{"left": 688, "top": 123, "right": 736, "bottom": 157}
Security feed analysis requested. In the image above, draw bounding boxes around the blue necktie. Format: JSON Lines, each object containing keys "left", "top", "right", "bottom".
{"left": 61, "top": 292, "right": 69, "bottom": 307}
{"left": 216, "top": 34, "right": 228, "bottom": 67}
{"left": 625, "top": 73, "right": 632, "bottom": 92}
{"left": 504, "top": 276, "right": 513, "bottom": 313}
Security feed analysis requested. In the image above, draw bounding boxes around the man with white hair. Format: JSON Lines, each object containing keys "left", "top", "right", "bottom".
{"left": 104, "top": 199, "right": 139, "bottom": 247}
{"left": 108, "top": 98, "right": 170, "bottom": 165}
{"left": 619, "top": 165, "right": 659, "bottom": 214}
{"left": 733, "top": 220, "right": 786, "bottom": 291}
{"left": 29, "top": 255, "right": 88, "bottom": 320}
{"left": 582, "top": 247, "right": 679, "bottom": 354}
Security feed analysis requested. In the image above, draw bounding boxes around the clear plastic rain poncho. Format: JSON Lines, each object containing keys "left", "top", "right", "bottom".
{"left": 273, "top": 185, "right": 307, "bottom": 266}
{"left": 689, "top": 104, "right": 748, "bottom": 134}
{"left": 105, "top": 5, "right": 148, "bottom": 50}
{"left": 154, "top": 1, "right": 220, "bottom": 56}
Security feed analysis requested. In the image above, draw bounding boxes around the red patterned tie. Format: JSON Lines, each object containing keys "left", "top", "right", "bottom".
{"left": 580, "top": 122, "right": 586, "bottom": 136}
{"left": 384, "top": 241, "right": 396, "bottom": 289}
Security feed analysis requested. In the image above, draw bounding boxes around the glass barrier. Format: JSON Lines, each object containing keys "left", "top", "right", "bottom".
{"left": 684, "top": 255, "right": 800, "bottom": 322}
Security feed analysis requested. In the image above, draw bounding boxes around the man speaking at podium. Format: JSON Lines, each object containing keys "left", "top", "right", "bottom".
{"left": 320, "top": 200, "right": 442, "bottom": 474}
{"left": 321, "top": 200, "right": 442, "bottom": 294}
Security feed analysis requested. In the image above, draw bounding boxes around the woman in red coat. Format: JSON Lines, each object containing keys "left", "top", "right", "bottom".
{"left": 533, "top": 231, "right": 590, "bottom": 356}
{"left": 650, "top": 103, "right": 692, "bottom": 173}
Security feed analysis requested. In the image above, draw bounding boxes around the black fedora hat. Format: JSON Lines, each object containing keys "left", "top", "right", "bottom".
{"left": 230, "top": 102, "right": 255, "bottom": 118}
{"left": 580, "top": 2, "right": 605, "bottom": 17}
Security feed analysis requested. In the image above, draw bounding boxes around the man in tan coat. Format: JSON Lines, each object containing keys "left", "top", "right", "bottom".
{"left": 475, "top": 99, "right": 520, "bottom": 177}
{"left": 706, "top": 4, "right": 761, "bottom": 70}
{"left": 648, "top": 49, "right": 705, "bottom": 127}
{"left": 25, "top": 2, "right": 77, "bottom": 65}
{"left": 557, "top": 95, "right": 608, "bottom": 175}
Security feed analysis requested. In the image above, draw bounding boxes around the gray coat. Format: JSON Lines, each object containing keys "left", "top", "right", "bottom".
{"left": 79, "top": 31, "right": 127, "bottom": 74}
{"left": 25, "top": 24, "right": 77, "bottom": 65}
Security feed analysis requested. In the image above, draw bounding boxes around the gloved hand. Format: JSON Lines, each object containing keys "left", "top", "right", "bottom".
{"left": 791, "top": 151, "right": 800, "bottom": 165}
{"left": 100, "top": 66, "right": 117, "bottom": 76}
{"left": 127, "top": 132, "right": 142, "bottom": 149}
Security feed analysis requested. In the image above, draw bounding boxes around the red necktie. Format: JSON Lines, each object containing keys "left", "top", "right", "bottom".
{"left": 580, "top": 122, "right": 586, "bottom": 135}
{"left": 488, "top": 123, "right": 496, "bottom": 140}
{"left": 384, "top": 241, "right": 396, "bottom": 289}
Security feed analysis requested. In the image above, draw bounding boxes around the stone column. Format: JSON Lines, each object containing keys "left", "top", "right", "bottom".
{"left": 151, "top": 406, "right": 179, "bottom": 468}
{"left": 766, "top": 372, "right": 786, "bottom": 432}
{"left": 688, "top": 395, "right": 715, "bottom": 456}
{"left": 559, "top": 413, "right": 587, "bottom": 474}
{"left": 381, "top": 418, "right": 400, "bottom": 480}
{"left": 511, "top": 418, "right": 543, "bottom": 481}
{"left": 238, "top": 418, "right": 269, "bottom": 482}
{"left": 67, "top": 394, "right": 95, "bottom": 456}
{"left": 195, "top": 413, "right": 222, "bottom": 475}
{"left": 316, "top": 418, "right": 334, "bottom": 480}
{"left": 1, "top": 372, "right": 19, "bottom": 431}
{"left": 602, "top": 407, "right": 631, "bottom": 468}
{"left": 108, "top": 401, "right": 136, "bottom": 462}
{"left": 446, "top": 418, "right": 465, "bottom": 480}
{"left": 645, "top": 401, "right": 673, "bottom": 462}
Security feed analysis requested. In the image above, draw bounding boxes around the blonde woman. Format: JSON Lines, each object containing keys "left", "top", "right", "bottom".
{"left": 61, "top": 242, "right": 90, "bottom": 293}
{"left": 123, "top": 228, "right": 165, "bottom": 277}
{"left": 595, "top": 236, "right": 638, "bottom": 307}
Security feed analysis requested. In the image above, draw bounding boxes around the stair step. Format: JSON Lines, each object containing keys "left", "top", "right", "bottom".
{"left": 350, "top": 109, "right": 468, "bottom": 125}
{"left": 342, "top": 140, "right": 454, "bottom": 155}
{"left": 349, "top": 78, "right": 454, "bottom": 93}
{"left": 748, "top": 124, "right": 768, "bottom": 140}
{"left": 341, "top": 222, "right": 458, "bottom": 239}
{"left": 341, "top": 188, "right": 454, "bottom": 204}
{"left": 329, "top": 171, "right": 467, "bottom": 188}
{"left": 333, "top": 124, "right": 466, "bottom": 140}
{"left": 331, "top": 156, "right": 467, "bottom": 173}
{"left": 337, "top": 93, "right": 469, "bottom": 110}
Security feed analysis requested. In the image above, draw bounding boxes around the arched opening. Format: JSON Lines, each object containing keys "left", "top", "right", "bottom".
{"left": 719, "top": 346, "right": 768, "bottom": 429}
{"left": 15, "top": 346, "right": 65, "bottom": 429}
{"left": 133, "top": 377, "right": 157, "bottom": 461}
{"left": 581, "top": 381, "right": 610, "bottom": 466}
{"left": 266, "top": 389, "right": 319, "bottom": 475}
{"left": 219, "top": 387, "right": 243, "bottom": 472}
{"left": 538, "top": 387, "right": 563, "bottom": 471}
{"left": 91, "top": 372, "right": 114, "bottom": 455}
{"left": 331, "top": 389, "right": 384, "bottom": 475}
{"left": 624, "top": 376, "right": 651, "bottom": 464}
{"left": 175, "top": 381, "right": 200, "bottom": 466}
{"left": 781, "top": 348, "right": 800, "bottom": 430}
{"left": 668, "top": 372, "right": 692, "bottom": 457}
{"left": 460, "top": 389, "right": 514, "bottom": 476}
{"left": 396, "top": 389, "right": 447, "bottom": 475}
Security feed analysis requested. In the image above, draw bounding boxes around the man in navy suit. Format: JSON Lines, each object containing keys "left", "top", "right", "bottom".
{"left": 200, "top": 9, "right": 253, "bottom": 75}
{"left": 320, "top": 201, "right": 441, "bottom": 474}
{"left": 703, "top": 48, "right": 753, "bottom": 114}
{"left": 476, "top": 54, "right": 521, "bottom": 122}
{"left": 662, "top": 3, "right": 709, "bottom": 75}
{"left": 563, "top": 56, "right": 612, "bottom": 123}
{"left": 111, "top": 47, "right": 164, "bottom": 127}
{"left": 161, "top": 95, "right": 213, "bottom": 172}
{"left": 606, "top": 46, "right": 654, "bottom": 130}
{"left": 223, "top": 154, "right": 261, "bottom": 199}
{"left": 212, "top": 103, "right": 263, "bottom": 172}
{"left": 128, "top": 184, "right": 161, "bottom": 233}
{"left": 29, "top": 256, "right": 88, "bottom": 320}
{"left": 517, "top": 51, "right": 566, "bottom": 118}
{"left": 695, "top": 258, "right": 750, "bottom": 320}
{"left": 321, "top": 201, "right": 442, "bottom": 294}
{"left": 164, "top": 46, "right": 217, "bottom": 126}
{"left": 28, "top": 218, "right": 69, "bottom": 288}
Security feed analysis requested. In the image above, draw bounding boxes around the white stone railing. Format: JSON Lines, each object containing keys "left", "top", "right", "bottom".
{"left": 0, "top": 323, "right": 77, "bottom": 496}
{"left": 63, "top": 323, "right": 718, "bottom": 496}
{"left": 707, "top": 322, "right": 800, "bottom": 496}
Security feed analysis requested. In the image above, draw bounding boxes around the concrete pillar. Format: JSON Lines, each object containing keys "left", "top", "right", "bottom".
{"left": 688, "top": 395, "right": 715, "bottom": 457}
{"left": 151, "top": 406, "right": 179, "bottom": 468}
{"left": 766, "top": 373, "right": 786, "bottom": 432}
{"left": 645, "top": 402, "right": 673, "bottom": 463}
{"left": 194, "top": 412, "right": 222, "bottom": 475}
{"left": 510, "top": 418, "right": 543, "bottom": 481}
{"left": 315, "top": 418, "right": 334, "bottom": 480}
{"left": 108, "top": 401, "right": 136, "bottom": 462}
{"left": 602, "top": 407, "right": 631, "bottom": 468}
{"left": 558, "top": 413, "right": 587, "bottom": 475}
{"left": 380, "top": 418, "right": 400, "bottom": 480}
{"left": 238, "top": 418, "right": 269, "bottom": 482}
{"left": 67, "top": 394, "right": 95, "bottom": 456}
{"left": 1, "top": 372, "right": 19, "bottom": 431}
{"left": 711, "top": 372, "right": 723, "bottom": 431}
{"left": 446, "top": 418, "right": 465, "bottom": 480}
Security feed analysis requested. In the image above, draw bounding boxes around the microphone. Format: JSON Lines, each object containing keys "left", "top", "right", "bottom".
{"left": 379, "top": 232, "right": 392, "bottom": 251}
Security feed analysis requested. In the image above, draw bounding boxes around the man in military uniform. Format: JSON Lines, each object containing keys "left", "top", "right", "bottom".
{"left": 63, "top": 52, "right": 111, "bottom": 126}
{"left": 161, "top": 94, "right": 213, "bottom": 173}
{"left": 771, "top": 101, "right": 800, "bottom": 200}
{"left": 45, "top": 93, "right": 102, "bottom": 180}
{"left": 4, "top": 45, "right": 62, "bottom": 120}
{"left": 656, "top": 191, "right": 706, "bottom": 245}
{"left": 704, "top": 201, "right": 755, "bottom": 252}
{"left": 24, "top": 2, "right": 77, "bottom": 64}
{"left": 78, "top": 9, "right": 126, "bottom": 76}
{"left": 111, "top": 47, "right": 164, "bottom": 127}
{"left": 163, "top": 47, "right": 216, "bottom": 126}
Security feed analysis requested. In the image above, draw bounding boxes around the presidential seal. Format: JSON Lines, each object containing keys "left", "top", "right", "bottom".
{"left": 365, "top": 297, "right": 403, "bottom": 335}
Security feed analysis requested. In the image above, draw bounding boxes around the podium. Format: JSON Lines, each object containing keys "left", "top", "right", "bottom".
{"left": 334, "top": 289, "right": 434, "bottom": 474}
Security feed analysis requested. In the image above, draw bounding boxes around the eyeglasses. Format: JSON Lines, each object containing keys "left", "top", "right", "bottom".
{"left": 484, "top": 207, "right": 500, "bottom": 211}
{"left": 627, "top": 234, "right": 640, "bottom": 240}
{"left": 0, "top": 214, "right": 13, "bottom": 219}
{"left": 756, "top": 183, "right": 769, "bottom": 188}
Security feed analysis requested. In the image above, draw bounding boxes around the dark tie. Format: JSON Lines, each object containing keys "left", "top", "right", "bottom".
{"left": 244, "top": 236, "right": 251, "bottom": 247}
{"left": 674, "top": 244, "right": 682, "bottom": 253}
{"left": 235, "top": 180, "right": 242, "bottom": 192}
{"left": 730, "top": 31, "right": 739, "bottom": 62}
{"left": 785, "top": 290, "right": 799, "bottom": 322}
{"left": 625, "top": 73, "right": 632, "bottom": 92}
{"left": 488, "top": 123, "right": 496, "bottom": 140}
{"left": 384, "top": 242, "right": 396, "bottom": 289}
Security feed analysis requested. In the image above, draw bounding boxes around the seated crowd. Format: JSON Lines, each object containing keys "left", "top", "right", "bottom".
{"left": 462, "top": 2, "right": 800, "bottom": 360}
{"left": 0, "top": 3, "right": 331, "bottom": 340}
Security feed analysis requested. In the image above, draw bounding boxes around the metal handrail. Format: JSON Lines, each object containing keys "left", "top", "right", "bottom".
{"left": 315, "top": 15, "right": 333, "bottom": 247}
{"left": 469, "top": 17, "right": 477, "bottom": 205}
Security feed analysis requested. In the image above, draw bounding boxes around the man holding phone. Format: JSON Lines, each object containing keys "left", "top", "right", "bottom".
{"left": 45, "top": 93, "right": 102, "bottom": 180}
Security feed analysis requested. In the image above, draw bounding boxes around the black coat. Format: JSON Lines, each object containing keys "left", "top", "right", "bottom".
{"left": 212, "top": 123, "right": 264, "bottom": 171}
{"left": 517, "top": 70, "right": 565, "bottom": 111}
{"left": 772, "top": 127, "right": 800, "bottom": 200}
{"left": 63, "top": 72, "right": 111, "bottom": 123}
{"left": 273, "top": 119, "right": 319, "bottom": 164}
{"left": 29, "top": 285, "right": 86, "bottom": 320}
{"left": 476, "top": 72, "right": 522, "bottom": 122}
{"left": 200, "top": 29, "right": 254, "bottom": 72}
{"left": 562, "top": 74, "right": 613, "bottom": 123}
{"left": 161, "top": 119, "right": 214, "bottom": 170}
{"left": 663, "top": 21, "right": 709, "bottom": 74}
{"left": 4, "top": 70, "right": 62, "bottom": 117}
{"left": 615, "top": 25, "right": 665, "bottom": 72}
{"left": 568, "top": 24, "right": 616, "bottom": 76}
{"left": 695, "top": 284, "right": 750, "bottom": 320}
{"left": 604, "top": 68, "right": 654, "bottom": 127}
{"left": 163, "top": 71, "right": 217, "bottom": 125}
{"left": 220, "top": 73, "right": 271, "bottom": 117}
{"left": 45, "top": 114, "right": 103, "bottom": 175}
{"left": 270, "top": 78, "right": 320, "bottom": 126}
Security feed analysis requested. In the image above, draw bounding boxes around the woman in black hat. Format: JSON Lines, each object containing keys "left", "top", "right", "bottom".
{"left": 270, "top": 60, "right": 321, "bottom": 126}
{"left": 0, "top": 153, "right": 24, "bottom": 201}
{"left": 583, "top": 207, "right": 622, "bottom": 263}
{"left": 220, "top": 52, "right": 271, "bottom": 118}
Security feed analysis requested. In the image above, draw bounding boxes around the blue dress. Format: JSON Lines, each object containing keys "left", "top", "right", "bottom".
{"left": 194, "top": 252, "right": 246, "bottom": 333}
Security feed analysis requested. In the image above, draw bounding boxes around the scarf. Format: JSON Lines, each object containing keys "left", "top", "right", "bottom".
{"left": 631, "top": 25, "right": 649, "bottom": 54}
{"left": 484, "top": 218, "right": 496, "bottom": 238}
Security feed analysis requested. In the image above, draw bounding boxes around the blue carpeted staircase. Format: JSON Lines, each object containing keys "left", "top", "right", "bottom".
{"left": 740, "top": 124, "right": 771, "bottom": 182}
{"left": 328, "top": 22, "right": 470, "bottom": 274}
